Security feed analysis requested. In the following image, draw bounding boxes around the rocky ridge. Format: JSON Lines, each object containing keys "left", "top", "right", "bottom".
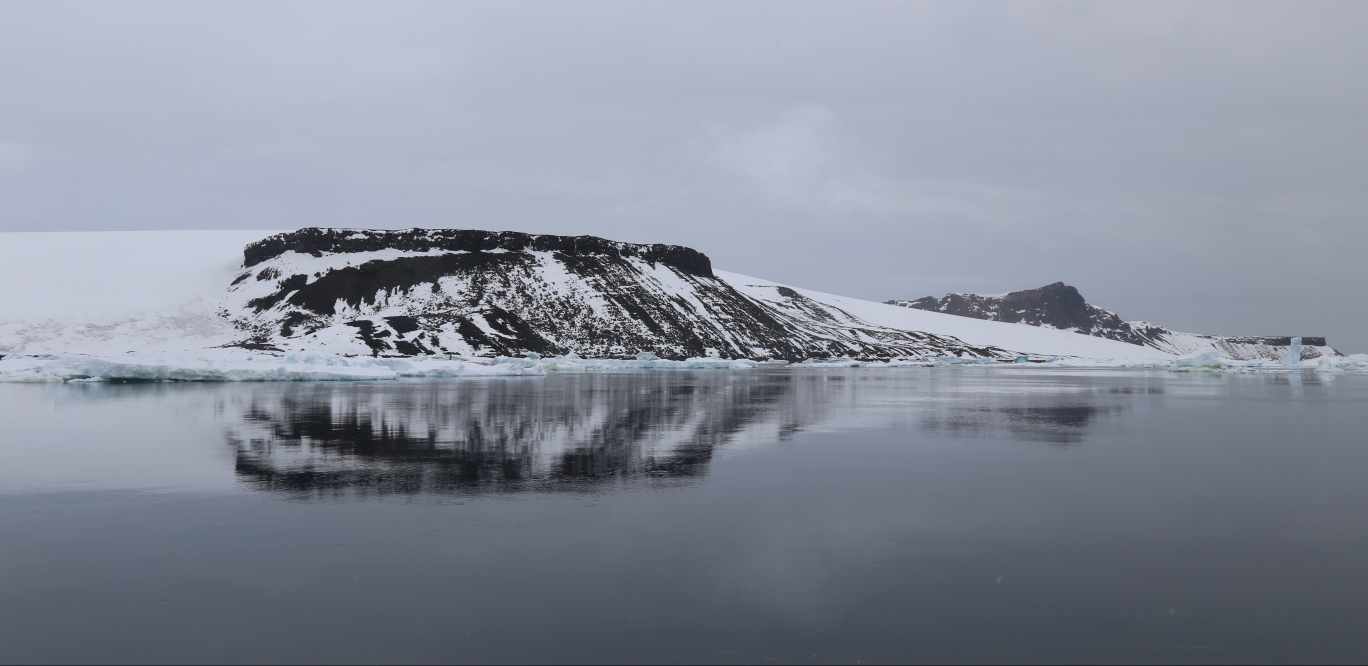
{"left": 887, "top": 282, "right": 1336, "bottom": 360}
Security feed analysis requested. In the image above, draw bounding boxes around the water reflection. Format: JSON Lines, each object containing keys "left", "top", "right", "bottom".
{"left": 7, "top": 371, "right": 1367, "bottom": 664}
{"left": 921, "top": 405, "right": 1122, "bottom": 445}
{"left": 223, "top": 369, "right": 1155, "bottom": 497}
{"left": 227, "top": 373, "right": 797, "bottom": 497}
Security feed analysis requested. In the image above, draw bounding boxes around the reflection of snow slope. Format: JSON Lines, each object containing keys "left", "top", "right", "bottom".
{"left": 221, "top": 369, "right": 1151, "bottom": 497}
{"left": 224, "top": 373, "right": 790, "bottom": 496}
{"left": 0, "top": 368, "right": 1161, "bottom": 495}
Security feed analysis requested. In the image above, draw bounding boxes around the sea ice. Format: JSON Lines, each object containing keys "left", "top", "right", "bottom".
{"left": 0, "top": 351, "right": 541, "bottom": 383}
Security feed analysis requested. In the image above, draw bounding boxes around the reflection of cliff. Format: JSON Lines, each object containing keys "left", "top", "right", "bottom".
{"left": 224, "top": 370, "right": 1149, "bottom": 497}
{"left": 225, "top": 373, "right": 807, "bottom": 497}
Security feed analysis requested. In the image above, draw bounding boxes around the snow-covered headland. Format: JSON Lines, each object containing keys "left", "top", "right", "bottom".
{"left": 1, "top": 229, "right": 1361, "bottom": 382}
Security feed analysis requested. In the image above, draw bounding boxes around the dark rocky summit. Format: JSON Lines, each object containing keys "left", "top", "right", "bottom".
{"left": 243, "top": 228, "right": 714, "bottom": 277}
{"left": 888, "top": 283, "right": 1334, "bottom": 360}
{"left": 891, "top": 282, "right": 1145, "bottom": 345}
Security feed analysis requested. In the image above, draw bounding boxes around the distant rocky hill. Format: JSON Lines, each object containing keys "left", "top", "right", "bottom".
{"left": 887, "top": 282, "right": 1337, "bottom": 361}
{"left": 224, "top": 228, "right": 1013, "bottom": 361}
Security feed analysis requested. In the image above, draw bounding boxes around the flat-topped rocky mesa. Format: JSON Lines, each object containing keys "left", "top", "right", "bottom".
{"left": 888, "top": 282, "right": 1336, "bottom": 360}
{"left": 225, "top": 228, "right": 1010, "bottom": 361}
{"left": 242, "top": 228, "right": 714, "bottom": 276}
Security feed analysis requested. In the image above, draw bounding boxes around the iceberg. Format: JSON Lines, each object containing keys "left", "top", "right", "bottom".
{"left": 1172, "top": 351, "right": 1230, "bottom": 371}
{"left": 801, "top": 358, "right": 865, "bottom": 367}
{"left": 1279, "top": 337, "right": 1303, "bottom": 366}
{"left": 1162, "top": 348, "right": 1368, "bottom": 374}
{"left": 1311, "top": 353, "right": 1368, "bottom": 374}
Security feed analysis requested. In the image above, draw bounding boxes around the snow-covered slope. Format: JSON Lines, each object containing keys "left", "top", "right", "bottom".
{"left": 723, "top": 273, "right": 1172, "bottom": 361}
{"left": 889, "top": 282, "right": 1338, "bottom": 361}
{"left": 1123, "top": 322, "right": 1336, "bottom": 360}
{"left": 0, "top": 230, "right": 279, "bottom": 355}
{"left": 2, "top": 228, "right": 1176, "bottom": 378}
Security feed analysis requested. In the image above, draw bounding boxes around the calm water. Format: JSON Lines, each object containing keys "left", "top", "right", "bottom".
{"left": 1, "top": 368, "right": 1366, "bottom": 664}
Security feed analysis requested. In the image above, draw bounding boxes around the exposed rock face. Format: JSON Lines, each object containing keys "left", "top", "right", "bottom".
{"left": 892, "top": 282, "right": 1143, "bottom": 345}
{"left": 223, "top": 228, "right": 1013, "bottom": 361}
{"left": 243, "top": 227, "right": 714, "bottom": 277}
{"left": 887, "top": 283, "right": 1336, "bottom": 361}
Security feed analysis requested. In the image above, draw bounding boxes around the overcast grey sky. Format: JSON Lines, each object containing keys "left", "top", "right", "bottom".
{"left": 2, "top": 1, "right": 1365, "bottom": 350}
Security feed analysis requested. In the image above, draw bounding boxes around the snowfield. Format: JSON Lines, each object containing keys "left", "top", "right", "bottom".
{"left": 1, "top": 230, "right": 1361, "bottom": 382}
{"left": 0, "top": 230, "right": 277, "bottom": 356}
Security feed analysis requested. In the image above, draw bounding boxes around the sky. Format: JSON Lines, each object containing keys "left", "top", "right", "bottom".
{"left": 2, "top": 1, "right": 1365, "bottom": 351}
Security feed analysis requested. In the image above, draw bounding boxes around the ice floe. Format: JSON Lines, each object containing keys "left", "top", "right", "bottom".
{"left": 1168, "top": 349, "right": 1368, "bottom": 374}
{"left": 0, "top": 351, "right": 764, "bottom": 383}
{"left": 0, "top": 351, "right": 535, "bottom": 383}
{"left": 5, "top": 349, "right": 1367, "bottom": 383}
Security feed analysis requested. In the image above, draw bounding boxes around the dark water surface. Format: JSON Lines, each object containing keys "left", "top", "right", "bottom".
{"left": 1, "top": 368, "right": 1366, "bottom": 664}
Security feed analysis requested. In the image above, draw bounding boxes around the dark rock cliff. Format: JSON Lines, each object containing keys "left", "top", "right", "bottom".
{"left": 223, "top": 228, "right": 1012, "bottom": 361}
{"left": 243, "top": 228, "right": 714, "bottom": 277}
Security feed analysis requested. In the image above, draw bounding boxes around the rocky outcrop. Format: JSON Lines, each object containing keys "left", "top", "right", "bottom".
{"left": 888, "top": 283, "right": 1337, "bottom": 361}
{"left": 890, "top": 282, "right": 1145, "bottom": 346}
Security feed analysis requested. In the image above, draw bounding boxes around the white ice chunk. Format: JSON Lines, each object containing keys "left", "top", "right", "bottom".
{"left": 1280, "top": 337, "right": 1303, "bottom": 366}
{"left": 1172, "top": 350, "right": 1230, "bottom": 371}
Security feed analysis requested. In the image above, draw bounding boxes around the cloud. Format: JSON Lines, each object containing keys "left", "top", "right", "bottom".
{"left": 705, "top": 106, "right": 888, "bottom": 212}
{"left": 0, "top": 2, "right": 1364, "bottom": 349}
{"left": 0, "top": 142, "right": 33, "bottom": 173}
{"left": 702, "top": 107, "right": 1046, "bottom": 229}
